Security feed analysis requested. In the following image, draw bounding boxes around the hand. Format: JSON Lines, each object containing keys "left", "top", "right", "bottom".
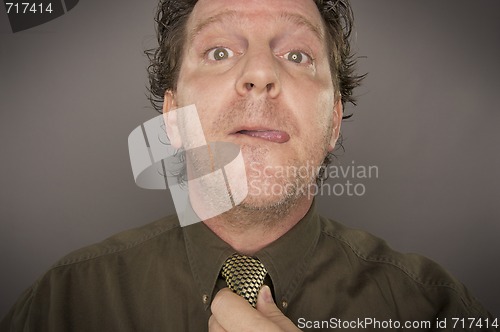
{"left": 209, "top": 286, "right": 301, "bottom": 332}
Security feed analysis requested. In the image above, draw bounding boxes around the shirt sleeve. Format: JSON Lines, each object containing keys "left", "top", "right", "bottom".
{"left": 0, "top": 284, "right": 37, "bottom": 332}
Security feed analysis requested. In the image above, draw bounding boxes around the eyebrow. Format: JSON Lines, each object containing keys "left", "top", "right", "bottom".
{"left": 189, "top": 9, "right": 324, "bottom": 43}
{"left": 278, "top": 12, "right": 324, "bottom": 42}
{"left": 189, "top": 10, "right": 239, "bottom": 43}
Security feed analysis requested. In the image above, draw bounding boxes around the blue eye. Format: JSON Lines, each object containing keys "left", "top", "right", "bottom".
{"left": 284, "top": 51, "right": 311, "bottom": 64}
{"left": 207, "top": 47, "right": 234, "bottom": 61}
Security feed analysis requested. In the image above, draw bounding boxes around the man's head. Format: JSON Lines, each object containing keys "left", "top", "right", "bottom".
{"left": 148, "top": 0, "right": 361, "bottom": 112}
{"left": 147, "top": 0, "right": 362, "bottom": 213}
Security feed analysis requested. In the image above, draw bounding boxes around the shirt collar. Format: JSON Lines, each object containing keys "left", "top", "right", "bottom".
{"left": 255, "top": 201, "right": 320, "bottom": 309}
{"left": 182, "top": 201, "right": 320, "bottom": 310}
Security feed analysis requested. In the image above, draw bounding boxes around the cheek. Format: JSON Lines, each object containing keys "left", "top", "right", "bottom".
{"left": 177, "top": 66, "right": 233, "bottom": 106}
{"left": 290, "top": 82, "right": 334, "bottom": 124}
{"left": 293, "top": 86, "right": 335, "bottom": 155}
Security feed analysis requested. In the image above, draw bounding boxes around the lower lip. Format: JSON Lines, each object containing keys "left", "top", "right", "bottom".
{"left": 235, "top": 130, "right": 290, "bottom": 143}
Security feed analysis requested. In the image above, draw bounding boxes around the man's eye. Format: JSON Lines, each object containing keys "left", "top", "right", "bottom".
{"left": 207, "top": 47, "right": 234, "bottom": 61}
{"left": 284, "top": 51, "right": 311, "bottom": 64}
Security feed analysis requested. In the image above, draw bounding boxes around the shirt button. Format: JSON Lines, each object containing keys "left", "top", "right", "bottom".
{"left": 281, "top": 300, "right": 288, "bottom": 309}
{"left": 202, "top": 294, "right": 209, "bottom": 304}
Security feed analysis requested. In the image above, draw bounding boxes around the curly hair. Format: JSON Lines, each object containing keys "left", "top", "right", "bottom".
{"left": 145, "top": 0, "right": 365, "bottom": 177}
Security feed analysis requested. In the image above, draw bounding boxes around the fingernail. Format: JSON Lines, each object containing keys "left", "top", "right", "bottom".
{"left": 260, "top": 285, "right": 273, "bottom": 303}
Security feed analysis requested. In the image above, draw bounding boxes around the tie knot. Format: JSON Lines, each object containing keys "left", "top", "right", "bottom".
{"left": 221, "top": 254, "right": 267, "bottom": 307}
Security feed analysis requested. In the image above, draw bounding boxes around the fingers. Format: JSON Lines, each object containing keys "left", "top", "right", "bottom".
{"left": 211, "top": 288, "right": 263, "bottom": 329}
{"left": 256, "top": 286, "right": 301, "bottom": 331}
{"left": 210, "top": 287, "right": 301, "bottom": 332}
{"left": 208, "top": 314, "right": 227, "bottom": 332}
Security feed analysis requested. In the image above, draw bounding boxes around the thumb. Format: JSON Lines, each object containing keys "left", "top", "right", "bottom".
{"left": 256, "top": 286, "right": 300, "bottom": 331}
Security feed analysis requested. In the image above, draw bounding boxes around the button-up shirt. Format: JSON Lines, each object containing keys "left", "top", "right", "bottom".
{"left": 1, "top": 203, "right": 495, "bottom": 331}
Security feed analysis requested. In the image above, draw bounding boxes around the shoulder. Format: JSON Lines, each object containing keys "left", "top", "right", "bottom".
{"left": 318, "top": 215, "right": 448, "bottom": 282}
{"left": 52, "top": 214, "right": 182, "bottom": 267}
{"left": 1, "top": 215, "right": 185, "bottom": 330}
{"left": 317, "top": 215, "right": 489, "bottom": 317}
{"left": 319, "top": 215, "right": 455, "bottom": 284}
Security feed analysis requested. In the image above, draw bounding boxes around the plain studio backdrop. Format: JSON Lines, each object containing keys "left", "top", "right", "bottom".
{"left": 1, "top": 0, "right": 499, "bottom": 319}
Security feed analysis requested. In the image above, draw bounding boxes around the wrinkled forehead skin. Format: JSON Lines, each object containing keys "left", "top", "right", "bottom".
{"left": 185, "top": 0, "right": 327, "bottom": 52}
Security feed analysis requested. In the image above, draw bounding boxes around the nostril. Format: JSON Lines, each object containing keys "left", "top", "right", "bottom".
{"left": 245, "top": 83, "right": 255, "bottom": 90}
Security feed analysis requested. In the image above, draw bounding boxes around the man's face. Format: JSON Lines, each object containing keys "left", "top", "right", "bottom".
{"left": 168, "top": 0, "right": 342, "bottom": 209}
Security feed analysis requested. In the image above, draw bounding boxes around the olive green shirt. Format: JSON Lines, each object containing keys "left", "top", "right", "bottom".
{"left": 1, "top": 204, "right": 495, "bottom": 331}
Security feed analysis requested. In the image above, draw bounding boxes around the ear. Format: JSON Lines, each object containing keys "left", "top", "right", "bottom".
{"left": 162, "top": 90, "right": 182, "bottom": 149}
{"left": 328, "top": 98, "right": 343, "bottom": 152}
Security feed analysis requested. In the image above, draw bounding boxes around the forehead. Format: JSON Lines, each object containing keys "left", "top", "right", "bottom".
{"left": 188, "top": 0, "right": 324, "bottom": 36}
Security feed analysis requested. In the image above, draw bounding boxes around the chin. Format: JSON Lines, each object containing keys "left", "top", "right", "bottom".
{"left": 237, "top": 182, "right": 302, "bottom": 212}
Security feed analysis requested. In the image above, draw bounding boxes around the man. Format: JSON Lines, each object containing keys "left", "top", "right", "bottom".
{"left": 1, "top": 0, "right": 495, "bottom": 331}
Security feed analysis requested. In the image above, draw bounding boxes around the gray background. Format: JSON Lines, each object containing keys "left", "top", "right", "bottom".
{"left": 1, "top": 0, "right": 499, "bottom": 320}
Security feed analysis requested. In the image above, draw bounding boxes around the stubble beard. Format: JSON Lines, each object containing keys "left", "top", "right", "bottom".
{"left": 234, "top": 143, "right": 333, "bottom": 230}
{"left": 203, "top": 101, "right": 331, "bottom": 228}
{"left": 193, "top": 97, "right": 331, "bottom": 229}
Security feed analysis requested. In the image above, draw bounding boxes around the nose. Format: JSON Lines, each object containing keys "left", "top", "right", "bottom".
{"left": 235, "top": 47, "right": 281, "bottom": 98}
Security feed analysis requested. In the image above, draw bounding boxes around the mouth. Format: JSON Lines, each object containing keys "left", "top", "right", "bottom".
{"left": 232, "top": 128, "right": 290, "bottom": 143}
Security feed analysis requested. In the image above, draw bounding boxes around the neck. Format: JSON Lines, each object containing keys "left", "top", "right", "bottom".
{"left": 202, "top": 197, "right": 313, "bottom": 255}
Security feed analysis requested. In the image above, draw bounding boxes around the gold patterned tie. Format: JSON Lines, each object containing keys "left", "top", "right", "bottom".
{"left": 221, "top": 253, "right": 268, "bottom": 307}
